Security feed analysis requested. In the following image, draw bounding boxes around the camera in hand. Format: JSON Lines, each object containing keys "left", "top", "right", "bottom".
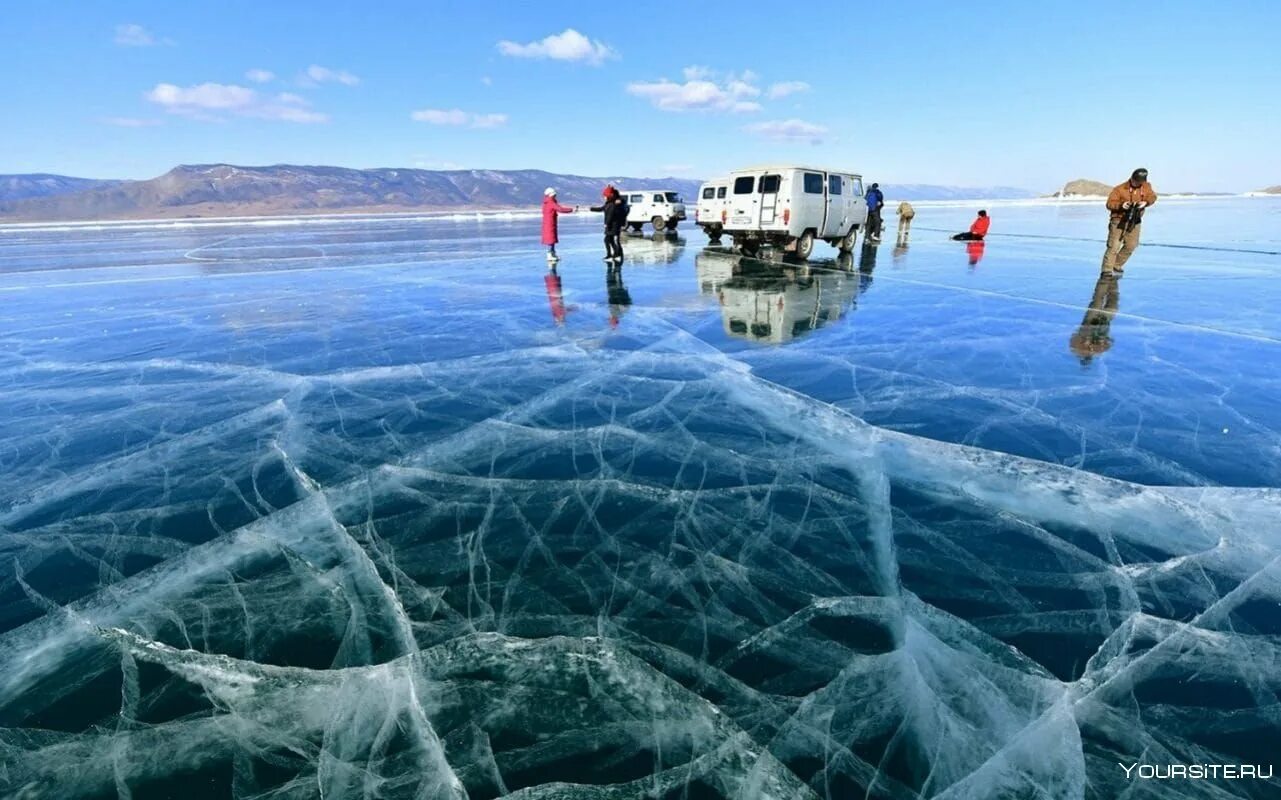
{"left": 1119, "top": 203, "right": 1144, "bottom": 232}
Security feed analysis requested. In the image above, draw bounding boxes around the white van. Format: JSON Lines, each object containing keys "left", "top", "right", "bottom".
{"left": 695, "top": 179, "right": 731, "bottom": 241}
{"left": 621, "top": 190, "right": 687, "bottom": 233}
{"left": 722, "top": 166, "right": 868, "bottom": 259}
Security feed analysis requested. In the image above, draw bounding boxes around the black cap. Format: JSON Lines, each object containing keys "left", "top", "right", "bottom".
{"left": 1131, "top": 168, "right": 1149, "bottom": 181}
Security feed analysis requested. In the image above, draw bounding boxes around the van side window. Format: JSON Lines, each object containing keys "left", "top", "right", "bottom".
{"left": 803, "top": 173, "right": 823, "bottom": 194}
{"left": 702, "top": 187, "right": 715, "bottom": 200}
{"left": 828, "top": 175, "right": 842, "bottom": 195}
{"left": 630, "top": 194, "right": 643, "bottom": 203}
{"left": 716, "top": 187, "right": 727, "bottom": 199}
{"left": 760, "top": 175, "right": 781, "bottom": 193}
{"left": 851, "top": 179, "right": 864, "bottom": 196}
{"left": 733, "top": 176, "right": 756, "bottom": 194}
{"left": 653, "top": 194, "right": 664, "bottom": 203}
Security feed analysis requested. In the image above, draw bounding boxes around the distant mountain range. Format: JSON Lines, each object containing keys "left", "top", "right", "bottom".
{"left": 0, "top": 174, "right": 121, "bottom": 203}
{"left": 0, "top": 164, "right": 1153, "bottom": 222}
{"left": 1260, "top": 185, "right": 1281, "bottom": 195}
{"left": 0, "top": 165, "right": 708, "bottom": 222}
{"left": 891, "top": 184, "right": 1036, "bottom": 201}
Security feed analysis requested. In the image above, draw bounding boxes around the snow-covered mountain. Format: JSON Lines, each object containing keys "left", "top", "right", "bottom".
{"left": 0, "top": 174, "right": 122, "bottom": 203}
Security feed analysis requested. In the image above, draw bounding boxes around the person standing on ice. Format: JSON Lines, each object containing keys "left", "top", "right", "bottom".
{"left": 865, "top": 183, "right": 885, "bottom": 242}
{"left": 1101, "top": 168, "right": 1157, "bottom": 276}
{"left": 590, "top": 185, "right": 627, "bottom": 263}
{"left": 951, "top": 210, "right": 990, "bottom": 241}
{"left": 541, "top": 187, "right": 576, "bottom": 263}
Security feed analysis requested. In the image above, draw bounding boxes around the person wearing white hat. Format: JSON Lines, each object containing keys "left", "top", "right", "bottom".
{"left": 541, "top": 187, "right": 577, "bottom": 262}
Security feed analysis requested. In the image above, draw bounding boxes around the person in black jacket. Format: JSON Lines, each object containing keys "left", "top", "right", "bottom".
{"left": 591, "top": 186, "right": 628, "bottom": 262}
{"left": 589, "top": 184, "right": 630, "bottom": 261}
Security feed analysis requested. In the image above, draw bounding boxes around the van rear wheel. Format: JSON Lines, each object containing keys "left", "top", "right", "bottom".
{"left": 838, "top": 226, "right": 858, "bottom": 253}
{"left": 739, "top": 240, "right": 760, "bottom": 257}
{"left": 795, "top": 230, "right": 815, "bottom": 260}
{"left": 651, "top": 216, "right": 666, "bottom": 232}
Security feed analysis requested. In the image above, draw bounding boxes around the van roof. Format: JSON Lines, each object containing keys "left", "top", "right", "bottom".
{"left": 615, "top": 188, "right": 682, "bottom": 192}
{"left": 730, "top": 165, "right": 863, "bottom": 177}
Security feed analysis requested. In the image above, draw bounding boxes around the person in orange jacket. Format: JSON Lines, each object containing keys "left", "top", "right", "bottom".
{"left": 1101, "top": 168, "right": 1157, "bottom": 275}
{"left": 951, "top": 210, "right": 990, "bottom": 241}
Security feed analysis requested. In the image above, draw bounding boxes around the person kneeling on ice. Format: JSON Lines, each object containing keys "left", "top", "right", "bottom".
{"left": 541, "top": 187, "right": 577, "bottom": 262}
{"left": 952, "top": 210, "right": 990, "bottom": 241}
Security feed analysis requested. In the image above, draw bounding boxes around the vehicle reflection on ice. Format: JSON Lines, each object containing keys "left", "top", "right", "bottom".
{"left": 621, "top": 231, "right": 686, "bottom": 265}
{"left": 695, "top": 248, "right": 872, "bottom": 344}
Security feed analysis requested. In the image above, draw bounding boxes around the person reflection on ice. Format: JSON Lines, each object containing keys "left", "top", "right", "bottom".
{"left": 1070, "top": 274, "right": 1121, "bottom": 364}
{"left": 967, "top": 240, "right": 986, "bottom": 267}
{"left": 544, "top": 266, "right": 569, "bottom": 326}
{"left": 606, "top": 263, "right": 632, "bottom": 328}
{"left": 859, "top": 242, "right": 878, "bottom": 292}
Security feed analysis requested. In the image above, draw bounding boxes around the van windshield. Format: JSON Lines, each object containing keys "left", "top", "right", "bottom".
{"left": 664, "top": 192, "right": 681, "bottom": 203}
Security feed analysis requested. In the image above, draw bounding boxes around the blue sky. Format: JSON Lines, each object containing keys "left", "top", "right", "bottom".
{"left": 1, "top": 0, "right": 1278, "bottom": 191}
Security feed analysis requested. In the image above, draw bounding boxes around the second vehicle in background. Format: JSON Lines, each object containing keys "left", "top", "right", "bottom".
{"left": 695, "top": 178, "right": 731, "bottom": 242}
{"left": 619, "top": 189, "right": 687, "bottom": 233}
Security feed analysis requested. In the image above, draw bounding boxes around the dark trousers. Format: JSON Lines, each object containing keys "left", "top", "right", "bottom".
{"left": 605, "top": 231, "right": 623, "bottom": 259}
{"left": 952, "top": 232, "right": 984, "bottom": 241}
{"left": 867, "top": 208, "right": 883, "bottom": 237}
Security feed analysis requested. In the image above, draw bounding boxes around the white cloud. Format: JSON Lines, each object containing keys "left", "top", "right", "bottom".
{"left": 497, "top": 29, "right": 616, "bottom": 65}
{"left": 768, "top": 81, "right": 811, "bottom": 99}
{"left": 145, "top": 82, "right": 329, "bottom": 123}
{"left": 114, "top": 23, "right": 172, "bottom": 47}
{"left": 304, "top": 64, "right": 360, "bottom": 86}
{"left": 101, "top": 117, "right": 163, "bottom": 128}
{"left": 627, "top": 69, "right": 763, "bottom": 113}
{"left": 410, "top": 108, "right": 508, "bottom": 128}
{"left": 744, "top": 119, "right": 829, "bottom": 144}
{"left": 245, "top": 69, "right": 276, "bottom": 84}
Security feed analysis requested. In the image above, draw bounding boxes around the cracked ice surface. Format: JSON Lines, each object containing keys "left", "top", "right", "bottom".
{"left": 1, "top": 203, "right": 1280, "bottom": 799}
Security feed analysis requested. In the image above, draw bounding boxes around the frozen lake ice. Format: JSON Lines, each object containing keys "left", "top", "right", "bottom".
{"left": 1, "top": 198, "right": 1279, "bottom": 799}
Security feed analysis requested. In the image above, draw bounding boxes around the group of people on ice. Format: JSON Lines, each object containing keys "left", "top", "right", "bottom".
{"left": 542, "top": 167, "right": 1157, "bottom": 278}
{"left": 541, "top": 185, "right": 630, "bottom": 264}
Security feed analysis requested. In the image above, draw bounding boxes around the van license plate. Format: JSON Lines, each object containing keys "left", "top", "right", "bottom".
{"left": 732, "top": 216, "right": 752, "bottom": 225}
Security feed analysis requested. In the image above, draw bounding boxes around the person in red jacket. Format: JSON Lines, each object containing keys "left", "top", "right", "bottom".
{"left": 952, "top": 210, "right": 990, "bottom": 241}
{"left": 541, "top": 187, "right": 577, "bottom": 262}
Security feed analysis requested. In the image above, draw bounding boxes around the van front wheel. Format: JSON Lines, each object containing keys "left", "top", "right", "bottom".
{"left": 651, "top": 216, "right": 666, "bottom": 232}
{"left": 795, "top": 231, "right": 815, "bottom": 260}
